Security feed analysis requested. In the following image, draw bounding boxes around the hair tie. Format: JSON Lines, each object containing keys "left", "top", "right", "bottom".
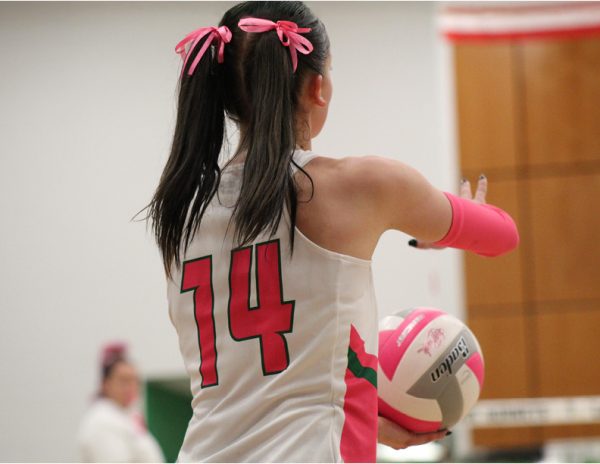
{"left": 238, "top": 17, "right": 314, "bottom": 72}
{"left": 101, "top": 342, "right": 128, "bottom": 366}
{"left": 175, "top": 25, "right": 232, "bottom": 76}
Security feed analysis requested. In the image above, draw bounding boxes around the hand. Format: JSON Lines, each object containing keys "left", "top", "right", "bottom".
{"left": 378, "top": 416, "right": 449, "bottom": 450}
{"left": 408, "top": 174, "right": 488, "bottom": 250}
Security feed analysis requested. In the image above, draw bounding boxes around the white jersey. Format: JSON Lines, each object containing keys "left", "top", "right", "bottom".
{"left": 167, "top": 148, "right": 379, "bottom": 462}
{"left": 78, "top": 397, "right": 165, "bottom": 463}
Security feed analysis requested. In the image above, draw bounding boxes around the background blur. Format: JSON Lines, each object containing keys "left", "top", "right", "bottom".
{"left": 0, "top": 1, "right": 598, "bottom": 462}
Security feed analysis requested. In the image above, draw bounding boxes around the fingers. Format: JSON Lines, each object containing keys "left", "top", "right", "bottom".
{"left": 474, "top": 174, "right": 487, "bottom": 204}
{"left": 410, "top": 430, "right": 450, "bottom": 446}
{"left": 378, "top": 416, "right": 416, "bottom": 450}
{"left": 378, "top": 416, "right": 451, "bottom": 450}
{"left": 459, "top": 178, "right": 472, "bottom": 198}
{"left": 460, "top": 174, "right": 488, "bottom": 203}
{"left": 408, "top": 239, "right": 445, "bottom": 250}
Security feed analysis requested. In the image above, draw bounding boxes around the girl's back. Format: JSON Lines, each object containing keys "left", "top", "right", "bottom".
{"left": 168, "top": 148, "right": 378, "bottom": 462}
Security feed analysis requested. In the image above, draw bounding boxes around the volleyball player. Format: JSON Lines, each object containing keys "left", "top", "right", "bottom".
{"left": 143, "top": 2, "right": 519, "bottom": 461}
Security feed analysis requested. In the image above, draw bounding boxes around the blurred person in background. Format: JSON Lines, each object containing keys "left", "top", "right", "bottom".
{"left": 78, "top": 342, "right": 164, "bottom": 462}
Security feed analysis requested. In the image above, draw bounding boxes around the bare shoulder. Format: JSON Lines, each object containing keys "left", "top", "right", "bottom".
{"left": 294, "top": 154, "right": 415, "bottom": 260}
{"left": 341, "top": 155, "right": 425, "bottom": 190}
{"left": 297, "top": 153, "right": 451, "bottom": 243}
{"left": 301, "top": 154, "right": 423, "bottom": 200}
{"left": 301, "top": 153, "right": 403, "bottom": 178}
{"left": 292, "top": 155, "right": 378, "bottom": 260}
{"left": 312, "top": 153, "right": 416, "bottom": 178}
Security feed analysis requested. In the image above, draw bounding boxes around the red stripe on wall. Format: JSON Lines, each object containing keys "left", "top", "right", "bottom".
{"left": 444, "top": 3, "right": 600, "bottom": 16}
{"left": 444, "top": 25, "right": 600, "bottom": 42}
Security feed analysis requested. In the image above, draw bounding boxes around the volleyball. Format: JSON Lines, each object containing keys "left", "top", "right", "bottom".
{"left": 378, "top": 307, "right": 484, "bottom": 433}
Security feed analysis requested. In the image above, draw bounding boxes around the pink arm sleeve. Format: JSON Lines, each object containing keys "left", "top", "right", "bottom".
{"left": 431, "top": 192, "right": 520, "bottom": 257}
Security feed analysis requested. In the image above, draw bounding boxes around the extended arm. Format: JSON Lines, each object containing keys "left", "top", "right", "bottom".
{"left": 354, "top": 156, "right": 519, "bottom": 257}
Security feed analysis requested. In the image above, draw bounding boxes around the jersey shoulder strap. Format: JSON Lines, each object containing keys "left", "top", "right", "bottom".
{"left": 291, "top": 147, "right": 319, "bottom": 173}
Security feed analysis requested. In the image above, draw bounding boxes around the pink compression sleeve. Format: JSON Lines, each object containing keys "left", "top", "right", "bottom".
{"left": 431, "top": 192, "right": 520, "bottom": 257}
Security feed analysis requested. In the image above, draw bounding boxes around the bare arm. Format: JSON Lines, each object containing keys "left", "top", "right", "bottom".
{"left": 345, "top": 155, "right": 453, "bottom": 242}
{"left": 345, "top": 156, "right": 518, "bottom": 256}
{"left": 296, "top": 155, "right": 517, "bottom": 263}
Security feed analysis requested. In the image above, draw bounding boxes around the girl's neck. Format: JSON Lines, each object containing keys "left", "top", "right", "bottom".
{"left": 229, "top": 142, "right": 311, "bottom": 167}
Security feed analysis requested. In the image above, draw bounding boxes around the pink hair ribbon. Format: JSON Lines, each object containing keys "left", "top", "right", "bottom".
{"left": 175, "top": 25, "right": 232, "bottom": 76}
{"left": 101, "top": 341, "right": 127, "bottom": 365}
{"left": 238, "top": 17, "right": 314, "bottom": 72}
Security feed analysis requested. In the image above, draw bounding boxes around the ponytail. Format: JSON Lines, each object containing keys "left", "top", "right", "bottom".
{"left": 144, "top": 35, "right": 226, "bottom": 279}
{"left": 232, "top": 27, "right": 298, "bottom": 250}
{"left": 137, "top": 2, "right": 329, "bottom": 280}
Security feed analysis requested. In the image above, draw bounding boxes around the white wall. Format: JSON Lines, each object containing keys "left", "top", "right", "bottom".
{"left": 0, "top": 2, "right": 462, "bottom": 461}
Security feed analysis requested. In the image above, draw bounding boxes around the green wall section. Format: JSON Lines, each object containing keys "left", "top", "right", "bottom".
{"left": 145, "top": 378, "right": 193, "bottom": 463}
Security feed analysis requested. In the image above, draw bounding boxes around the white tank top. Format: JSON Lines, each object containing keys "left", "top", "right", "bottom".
{"left": 166, "top": 148, "right": 379, "bottom": 462}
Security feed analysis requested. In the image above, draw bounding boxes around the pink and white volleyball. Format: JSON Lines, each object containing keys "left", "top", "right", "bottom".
{"left": 378, "top": 307, "right": 485, "bottom": 433}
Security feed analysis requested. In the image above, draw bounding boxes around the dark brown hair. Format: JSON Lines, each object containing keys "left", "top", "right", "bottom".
{"left": 136, "top": 1, "right": 330, "bottom": 279}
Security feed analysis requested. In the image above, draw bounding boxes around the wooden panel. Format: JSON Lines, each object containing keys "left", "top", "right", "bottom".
{"left": 542, "top": 424, "right": 600, "bottom": 442}
{"left": 473, "top": 427, "right": 541, "bottom": 450}
{"left": 523, "top": 37, "right": 600, "bottom": 166}
{"left": 455, "top": 43, "right": 519, "bottom": 172}
{"left": 536, "top": 308, "right": 600, "bottom": 440}
{"left": 464, "top": 179, "right": 524, "bottom": 313}
{"left": 536, "top": 308, "right": 600, "bottom": 397}
{"left": 468, "top": 313, "right": 531, "bottom": 400}
{"left": 528, "top": 173, "right": 600, "bottom": 302}
{"left": 469, "top": 313, "right": 538, "bottom": 447}
{"left": 455, "top": 36, "right": 600, "bottom": 451}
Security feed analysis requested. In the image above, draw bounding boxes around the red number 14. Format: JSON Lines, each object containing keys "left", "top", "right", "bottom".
{"left": 181, "top": 240, "right": 295, "bottom": 388}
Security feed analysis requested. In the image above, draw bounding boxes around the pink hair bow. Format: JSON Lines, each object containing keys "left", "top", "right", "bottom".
{"left": 238, "top": 17, "right": 314, "bottom": 72}
{"left": 101, "top": 342, "right": 127, "bottom": 365}
{"left": 175, "top": 25, "right": 232, "bottom": 76}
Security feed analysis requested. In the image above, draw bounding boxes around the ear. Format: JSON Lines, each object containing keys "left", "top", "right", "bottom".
{"left": 308, "top": 73, "right": 327, "bottom": 107}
